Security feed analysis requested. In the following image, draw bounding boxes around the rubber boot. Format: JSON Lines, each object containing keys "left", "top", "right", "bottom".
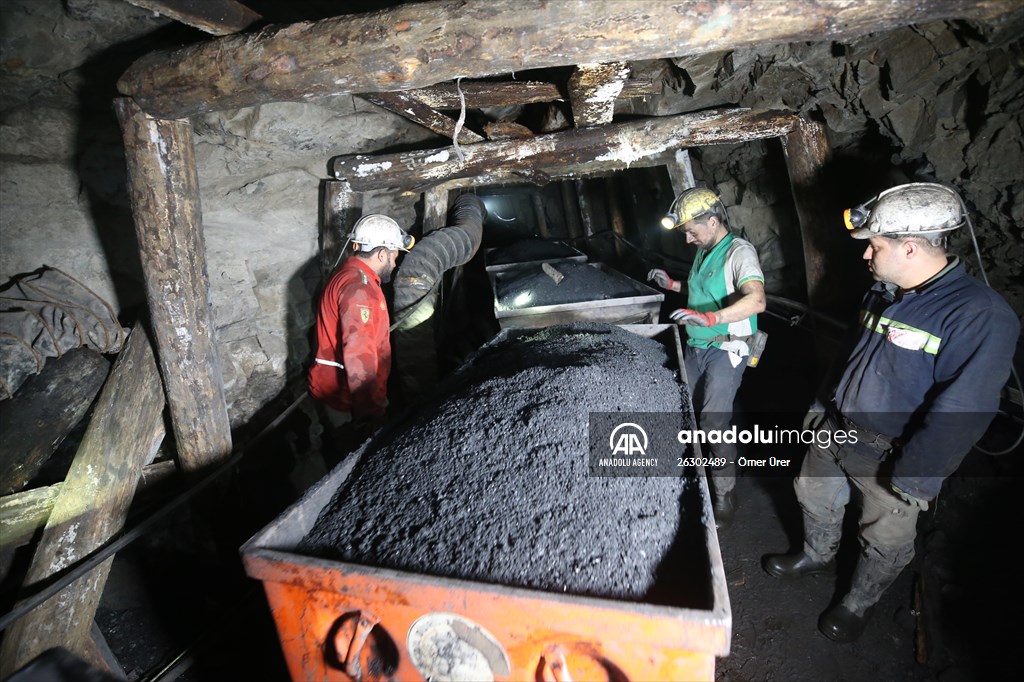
{"left": 801, "top": 511, "right": 843, "bottom": 565}
{"left": 819, "top": 553, "right": 907, "bottom": 642}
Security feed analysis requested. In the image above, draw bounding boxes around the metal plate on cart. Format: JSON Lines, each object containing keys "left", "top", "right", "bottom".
{"left": 407, "top": 613, "right": 511, "bottom": 681}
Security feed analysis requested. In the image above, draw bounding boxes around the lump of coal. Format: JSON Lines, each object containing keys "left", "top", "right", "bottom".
{"left": 487, "top": 239, "right": 582, "bottom": 266}
{"left": 495, "top": 262, "right": 650, "bottom": 310}
{"left": 300, "top": 323, "right": 696, "bottom": 603}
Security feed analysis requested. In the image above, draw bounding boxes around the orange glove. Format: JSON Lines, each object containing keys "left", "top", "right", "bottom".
{"left": 670, "top": 308, "right": 718, "bottom": 327}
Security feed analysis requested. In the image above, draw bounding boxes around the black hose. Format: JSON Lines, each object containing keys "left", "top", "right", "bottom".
{"left": 392, "top": 194, "right": 485, "bottom": 317}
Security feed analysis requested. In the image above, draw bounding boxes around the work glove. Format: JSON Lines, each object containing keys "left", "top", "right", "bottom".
{"left": 647, "top": 269, "right": 679, "bottom": 292}
{"left": 802, "top": 400, "right": 827, "bottom": 432}
{"left": 891, "top": 482, "right": 930, "bottom": 511}
{"left": 670, "top": 308, "right": 718, "bottom": 327}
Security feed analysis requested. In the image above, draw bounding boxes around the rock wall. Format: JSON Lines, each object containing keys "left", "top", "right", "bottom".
{"left": 190, "top": 98, "right": 433, "bottom": 422}
{"left": 627, "top": 14, "right": 1024, "bottom": 313}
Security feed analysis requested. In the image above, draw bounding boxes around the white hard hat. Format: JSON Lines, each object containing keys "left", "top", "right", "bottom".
{"left": 350, "top": 214, "right": 415, "bottom": 251}
{"left": 845, "top": 183, "right": 965, "bottom": 239}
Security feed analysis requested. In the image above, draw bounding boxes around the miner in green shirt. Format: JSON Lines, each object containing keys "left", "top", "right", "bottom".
{"left": 648, "top": 187, "right": 766, "bottom": 530}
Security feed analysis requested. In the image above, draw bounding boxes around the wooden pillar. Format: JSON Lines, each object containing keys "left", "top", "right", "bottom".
{"left": 393, "top": 186, "right": 449, "bottom": 401}
{"left": 422, "top": 184, "right": 450, "bottom": 234}
{"left": 532, "top": 193, "right": 550, "bottom": 239}
{"left": 0, "top": 349, "right": 110, "bottom": 495}
{"left": 664, "top": 149, "right": 697, "bottom": 254}
{"left": 567, "top": 62, "right": 630, "bottom": 128}
{"left": 0, "top": 327, "right": 165, "bottom": 676}
{"left": 605, "top": 176, "right": 627, "bottom": 260}
{"left": 560, "top": 181, "right": 584, "bottom": 242}
{"left": 575, "top": 180, "right": 596, "bottom": 240}
{"left": 665, "top": 149, "right": 697, "bottom": 192}
{"left": 321, "top": 180, "right": 363, "bottom": 280}
{"left": 782, "top": 119, "right": 837, "bottom": 314}
{"left": 114, "top": 98, "right": 231, "bottom": 474}
{"left": 575, "top": 179, "right": 602, "bottom": 260}
{"left": 782, "top": 118, "right": 847, "bottom": 380}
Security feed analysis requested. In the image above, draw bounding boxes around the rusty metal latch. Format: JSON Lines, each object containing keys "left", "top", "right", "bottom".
{"left": 332, "top": 611, "right": 380, "bottom": 681}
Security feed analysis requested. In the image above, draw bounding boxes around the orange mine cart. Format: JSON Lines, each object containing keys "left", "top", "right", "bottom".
{"left": 241, "top": 325, "right": 731, "bottom": 681}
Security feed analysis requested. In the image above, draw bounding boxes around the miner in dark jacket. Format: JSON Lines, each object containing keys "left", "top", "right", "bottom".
{"left": 764, "top": 183, "right": 1019, "bottom": 642}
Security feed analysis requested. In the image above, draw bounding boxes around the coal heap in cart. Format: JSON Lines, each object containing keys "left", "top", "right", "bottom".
{"left": 242, "top": 323, "right": 730, "bottom": 681}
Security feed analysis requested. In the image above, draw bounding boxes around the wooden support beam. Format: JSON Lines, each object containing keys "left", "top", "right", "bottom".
{"left": 484, "top": 121, "right": 534, "bottom": 141}
{"left": 122, "top": 0, "right": 261, "bottom": 36}
{"left": 665, "top": 149, "right": 698, "bottom": 253}
{"left": 393, "top": 186, "right": 449, "bottom": 399}
{"left": 422, "top": 185, "right": 450, "bottom": 234}
{"left": 568, "top": 63, "right": 630, "bottom": 128}
{"left": 560, "top": 182, "right": 584, "bottom": 242}
{"left": 0, "top": 485, "right": 60, "bottom": 552}
{"left": 0, "top": 349, "right": 110, "bottom": 495}
{"left": 321, "top": 180, "right": 363, "bottom": 281}
{"left": 413, "top": 81, "right": 561, "bottom": 109}
{"left": 332, "top": 108, "right": 799, "bottom": 192}
{"left": 576, "top": 180, "right": 596, "bottom": 240}
{"left": 0, "top": 461, "right": 178, "bottom": 553}
{"left": 532, "top": 194, "right": 550, "bottom": 239}
{"left": 782, "top": 119, "right": 840, "bottom": 314}
{"left": 114, "top": 98, "right": 232, "bottom": 474}
{"left": 359, "top": 92, "right": 484, "bottom": 144}
{"left": 84, "top": 621, "right": 126, "bottom": 678}
{"left": 117, "top": 0, "right": 1015, "bottom": 119}
{"left": 666, "top": 149, "right": 697, "bottom": 192}
{"left": 605, "top": 176, "right": 628, "bottom": 259}
{"left": 406, "top": 79, "right": 660, "bottom": 110}
{"left": 0, "top": 327, "right": 165, "bottom": 677}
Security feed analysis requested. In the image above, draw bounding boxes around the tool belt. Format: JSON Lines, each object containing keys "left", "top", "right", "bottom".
{"left": 707, "top": 333, "right": 751, "bottom": 344}
{"left": 708, "top": 331, "right": 768, "bottom": 368}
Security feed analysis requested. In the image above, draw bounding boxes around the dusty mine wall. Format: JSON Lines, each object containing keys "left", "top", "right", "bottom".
{"left": 1, "top": 2, "right": 1022, "bottom": 425}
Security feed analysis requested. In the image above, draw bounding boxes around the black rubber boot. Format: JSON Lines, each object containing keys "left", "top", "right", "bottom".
{"left": 713, "top": 490, "right": 736, "bottom": 530}
{"left": 822, "top": 551, "right": 908, "bottom": 642}
{"left": 763, "top": 551, "right": 835, "bottom": 579}
{"left": 819, "top": 604, "right": 872, "bottom": 643}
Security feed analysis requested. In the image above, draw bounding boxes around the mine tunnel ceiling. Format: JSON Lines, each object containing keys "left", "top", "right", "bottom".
{"left": 120, "top": 0, "right": 669, "bottom": 140}
{"left": 113, "top": 0, "right": 1020, "bottom": 186}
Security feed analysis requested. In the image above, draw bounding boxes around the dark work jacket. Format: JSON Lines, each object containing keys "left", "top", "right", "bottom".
{"left": 833, "top": 259, "right": 1019, "bottom": 500}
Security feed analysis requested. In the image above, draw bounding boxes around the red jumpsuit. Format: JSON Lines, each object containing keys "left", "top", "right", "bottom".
{"left": 308, "top": 258, "right": 390, "bottom": 418}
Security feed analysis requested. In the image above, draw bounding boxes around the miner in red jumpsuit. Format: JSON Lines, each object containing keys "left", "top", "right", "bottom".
{"left": 309, "top": 214, "right": 414, "bottom": 438}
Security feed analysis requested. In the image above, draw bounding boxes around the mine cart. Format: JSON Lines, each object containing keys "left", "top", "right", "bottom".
{"left": 484, "top": 240, "right": 588, "bottom": 273}
{"left": 242, "top": 325, "right": 730, "bottom": 681}
{"left": 488, "top": 262, "right": 664, "bottom": 329}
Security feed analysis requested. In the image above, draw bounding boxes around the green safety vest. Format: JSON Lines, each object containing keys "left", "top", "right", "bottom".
{"left": 686, "top": 232, "right": 759, "bottom": 349}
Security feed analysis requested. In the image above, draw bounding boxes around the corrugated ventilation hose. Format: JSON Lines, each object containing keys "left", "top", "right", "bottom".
{"left": 391, "top": 194, "right": 485, "bottom": 397}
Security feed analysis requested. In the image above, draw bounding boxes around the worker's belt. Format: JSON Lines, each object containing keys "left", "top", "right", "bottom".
{"left": 832, "top": 409, "right": 900, "bottom": 452}
{"left": 315, "top": 358, "right": 344, "bottom": 369}
{"left": 707, "top": 333, "right": 752, "bottom": 344}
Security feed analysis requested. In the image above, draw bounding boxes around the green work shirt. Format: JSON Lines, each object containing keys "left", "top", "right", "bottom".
{"left": 686, "top": 232, "right": 764, "bottom": 349}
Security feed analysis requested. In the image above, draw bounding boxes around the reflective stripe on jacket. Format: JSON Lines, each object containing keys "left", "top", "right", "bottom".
{"left": 833, "top": 258, "right": 1019, "bottom": 499}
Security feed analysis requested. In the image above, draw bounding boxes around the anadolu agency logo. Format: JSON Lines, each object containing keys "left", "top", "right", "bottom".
{"left": 609, "top": 422, "right": 649, "bottom": 456}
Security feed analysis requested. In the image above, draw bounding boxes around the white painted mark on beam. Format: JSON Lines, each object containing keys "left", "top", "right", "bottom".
{"left": 587, "top": 78, "right": 627, "bottom": 103}
{"left": 355, "top": 161, "right": 393, "bottom": 176}
{"left": 424, "top": 150, "right": 451, "bottom": 164}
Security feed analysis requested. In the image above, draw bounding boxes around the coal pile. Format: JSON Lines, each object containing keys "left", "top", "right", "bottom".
{"left": 300, "top": 323, "right": 696, "bottom": 602}
{"left": 486, "top": 238, "right": 582, "bottom": 266}
{"left": 494, "top": 262, "right": 648, "bottom": 310}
